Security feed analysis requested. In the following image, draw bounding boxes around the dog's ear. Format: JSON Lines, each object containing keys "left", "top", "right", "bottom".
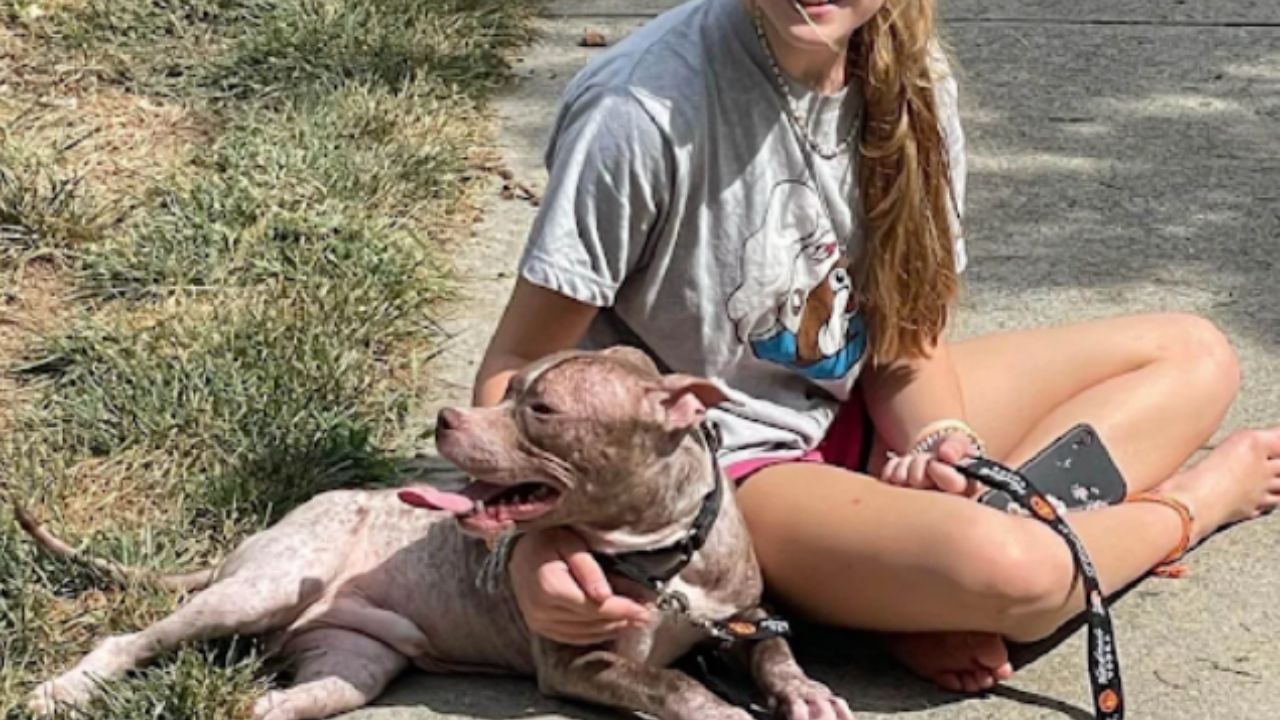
{"left": 652, "top": 375, "right": 728, "bottom": 431}
{"left": 602, "top": 345, "right": 660, "bottom": 376}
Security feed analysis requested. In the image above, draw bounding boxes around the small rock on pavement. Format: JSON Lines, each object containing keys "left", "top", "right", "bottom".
{"left": 579, "top": 29, "right": 609, "bottom": 47}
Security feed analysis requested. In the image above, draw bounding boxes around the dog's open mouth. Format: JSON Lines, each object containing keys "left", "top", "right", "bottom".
{"left": 398, "top": 480, "right": 563, "bottom": 532}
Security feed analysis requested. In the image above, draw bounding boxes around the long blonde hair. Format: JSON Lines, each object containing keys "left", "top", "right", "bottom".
{"left": 851, "top": 0, "right": 959, "bottom": 363}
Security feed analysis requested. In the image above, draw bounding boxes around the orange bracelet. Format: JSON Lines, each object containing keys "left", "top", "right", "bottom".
{"left": 1126, "top": 492, "right": 1196, "bottom": 573}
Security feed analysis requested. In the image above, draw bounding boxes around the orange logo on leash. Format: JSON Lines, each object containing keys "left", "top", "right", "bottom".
{"left": 1030, "top": 496, "right": 1057, "bottom": 521}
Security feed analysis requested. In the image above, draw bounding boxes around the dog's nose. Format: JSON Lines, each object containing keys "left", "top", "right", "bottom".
{"left": 436, "top": 408, "right": 463, "bottom": 435}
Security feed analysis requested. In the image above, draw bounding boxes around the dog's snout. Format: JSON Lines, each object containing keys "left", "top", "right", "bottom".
{"left": 436, "top": 408, "right": 463, "bottom": 435}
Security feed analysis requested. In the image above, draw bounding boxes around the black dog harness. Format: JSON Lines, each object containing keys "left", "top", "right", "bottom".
{"left": 954, "top": 456, "right": 1124, "bottom": 720}
{"left": 592, "top": 422, "right": 791, "bottom": 644}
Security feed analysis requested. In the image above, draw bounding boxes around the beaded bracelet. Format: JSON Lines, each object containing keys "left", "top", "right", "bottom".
{"left": 909, "top": 419, "right": 986, "bottom": 457}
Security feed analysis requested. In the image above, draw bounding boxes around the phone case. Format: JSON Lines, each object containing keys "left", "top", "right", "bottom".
{"left": 978, "top": 424, "right": 1127, "bottom": 514}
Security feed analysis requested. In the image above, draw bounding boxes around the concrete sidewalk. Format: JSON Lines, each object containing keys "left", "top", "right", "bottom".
{"left": 352, "top": 2, "right": 1280, "bottom": 718}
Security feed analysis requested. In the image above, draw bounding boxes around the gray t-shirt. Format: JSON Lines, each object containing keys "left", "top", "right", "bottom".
{"left": 519, "top": 0, "right": 967, "bottom": 465}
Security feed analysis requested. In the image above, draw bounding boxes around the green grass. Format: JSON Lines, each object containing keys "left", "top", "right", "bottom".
{"left": 82, "top": 84, "right": 470, "bottom": 296}
{"left": 0, "top": 0, "right": 539, "bottom": 715}
{"left": 13, "top": 0, "right": 530, "bottom": 100}
{"left": 60, "top": 644, "right": 269, "bottom": 720}
{"left": 0, "top": 145, "right": 107, "bottom": 267}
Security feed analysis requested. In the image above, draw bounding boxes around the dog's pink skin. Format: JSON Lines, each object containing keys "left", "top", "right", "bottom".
{"left": 28, "top": 347, "right": 851, "bottom": 720}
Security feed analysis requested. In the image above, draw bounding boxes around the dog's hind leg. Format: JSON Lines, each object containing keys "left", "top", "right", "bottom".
{"left": 27, "top": 572, "right": 328, "bottom": 716}
{"left": 251, "top": 629, "right": 407, "bottom": 720}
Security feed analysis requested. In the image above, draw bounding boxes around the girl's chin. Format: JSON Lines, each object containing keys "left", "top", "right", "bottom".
{"left": 779, "top": 21, "right": 855, "bottom": 51}
{"left": 769, "top": 2, "right": 860, "bottom": 46}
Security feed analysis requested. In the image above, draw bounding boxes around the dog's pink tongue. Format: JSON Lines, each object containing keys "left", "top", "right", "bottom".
{"left": 398, "top": 486, "right": 474, "bottom": 514}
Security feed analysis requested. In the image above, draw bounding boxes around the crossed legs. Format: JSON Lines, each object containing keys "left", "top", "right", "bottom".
{"left": 738, "top": 314, "right": 1280, "bottom": 692}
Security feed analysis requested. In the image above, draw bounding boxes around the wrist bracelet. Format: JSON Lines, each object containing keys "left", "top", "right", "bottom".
{"left": 910, "top": 419, "right": 985, "bottom": 456}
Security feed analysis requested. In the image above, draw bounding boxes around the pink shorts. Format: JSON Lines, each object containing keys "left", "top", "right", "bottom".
{"left": 725, "top": 389, "right": 876, "bottom": 484}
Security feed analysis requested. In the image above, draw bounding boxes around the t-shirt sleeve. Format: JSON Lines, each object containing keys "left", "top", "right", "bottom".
{"left": 518, "top": 89, "right": 670, "bottom": 307}
{"left": 933, "top": 52, "right": 969, "bottom": 273}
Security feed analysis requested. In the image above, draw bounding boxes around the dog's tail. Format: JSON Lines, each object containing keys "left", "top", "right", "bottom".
{"left": 13, "top": 505, "right": 216, "bottom": 592}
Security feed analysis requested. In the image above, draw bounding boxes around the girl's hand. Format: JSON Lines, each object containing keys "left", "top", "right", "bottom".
{"left": 880, "top": 432, "right": 981, "bottom": 495}
{"left": 508, "top": 527, "right": 652, "bottom": 645}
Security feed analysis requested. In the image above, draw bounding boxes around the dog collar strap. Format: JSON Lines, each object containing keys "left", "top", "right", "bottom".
{"left": 591, "top": 422, "right": 725, "bottom": 592}
{"left": 592, "top": 460, "right": 724, "bottom": 591}
{"left": 953, "top": 457, "right": 1125, "bottom": 720}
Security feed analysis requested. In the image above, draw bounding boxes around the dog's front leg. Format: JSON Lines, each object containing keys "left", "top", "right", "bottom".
{"left": 535, "top": 641, "right": 752, "bottom": 720}
{"left": 745, "top": 621, "right": 853, "bottom": 720}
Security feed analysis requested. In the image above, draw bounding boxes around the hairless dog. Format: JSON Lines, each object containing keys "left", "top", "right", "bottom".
{"left": 24, "top": 346, "right": 851, "bottom": 720}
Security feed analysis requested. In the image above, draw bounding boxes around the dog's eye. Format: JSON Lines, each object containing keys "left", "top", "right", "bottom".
{"left": 528, "top": 401, "right": 558, "bottom": 416}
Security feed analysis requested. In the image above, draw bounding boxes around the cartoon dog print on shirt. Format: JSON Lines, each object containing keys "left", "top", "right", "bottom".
{"left": 727, "top": 180, "right": 867, "bottom": 382}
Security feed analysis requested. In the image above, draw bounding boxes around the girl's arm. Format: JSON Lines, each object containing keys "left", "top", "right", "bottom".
{"left": 472, "top": 278, "right": 598, "bottom": 406}
{"left": 863, "top": 337, "right": 980, "bottom": 493}
{"left": 863, "top": 337, "right": 965, "bottom": 451}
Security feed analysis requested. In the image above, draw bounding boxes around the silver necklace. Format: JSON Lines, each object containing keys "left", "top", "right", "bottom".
{"left": 751, "top": 5, "right": 857, "bottom": 160}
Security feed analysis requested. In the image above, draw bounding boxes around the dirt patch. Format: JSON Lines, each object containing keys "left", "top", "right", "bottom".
{"left": 0, "top": 19, "right": 103, "bottom": 106}
{"left": 52, "top": 452, "right": 183, "bottom": 535}
{"left": 1, "top": 25, "right": 209, "bottom": 206}
{"left": 0, "top": 259, "right": 66, "bottom": 346}
{"left": 1, "top": 89, "right": 209, "bottom": 208}
{"left": 0, "top": 259, "right": 71, "bottom": 434}
{"left": 30, "top": 91, "right": 205, "bottom": 198}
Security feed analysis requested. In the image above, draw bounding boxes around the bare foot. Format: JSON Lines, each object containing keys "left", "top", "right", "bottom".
{"left": 887, "top": 429, "right": 1280, "bottom": 696}
{"left": 885, "top": 631, "right": 1014, "bottom": 694}
{"left": 1157, "top": 428, "right": 1280, "bottom": 545}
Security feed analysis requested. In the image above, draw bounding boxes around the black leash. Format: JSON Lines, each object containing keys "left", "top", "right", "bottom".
{"left": 953, "top": 456, "right": 1124, "bottom": 720}
{"left": 592, "top": 422, "right": 791, "bottom": 644}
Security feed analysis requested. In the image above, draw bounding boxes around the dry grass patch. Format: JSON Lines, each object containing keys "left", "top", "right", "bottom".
{"left": 0, "top": 64, "right": 209, "bottom": 231}
{"left": 2, "top": 1, "right": 542, "bottom": 716}
{"left": 0, "top": 260, "right": 69, "bottom": 357}
{"left": 0, "top": 19, "right": 99, "bottom": 100}
{"left": 43, "top": 450, "right": 187, "bottom": 536}
{"left": 0, "top": 260, "right": 71, "bottom": 434}
{"left": 0, "top": 22, "right": 211, "bottom": 269}
{"left": 2, "top": 89, "right": 208, "bottom": 204}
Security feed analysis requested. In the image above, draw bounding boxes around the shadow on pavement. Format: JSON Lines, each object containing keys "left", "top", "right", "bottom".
{"left": 369, "top": 672, "right": 615, "bottom": 719}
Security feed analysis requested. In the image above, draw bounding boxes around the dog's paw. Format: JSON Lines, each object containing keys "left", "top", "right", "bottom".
{"left": 770, "top": 677, "right": 854, "bottom": 720}
{"left": 27, "top": 674, "right": 98, "bottom": 717}
{"left": 25, "top": 686, "right": 57, "bottom": 718}
{"left": 251, "top": 690, "right": 297, "bottom": 720}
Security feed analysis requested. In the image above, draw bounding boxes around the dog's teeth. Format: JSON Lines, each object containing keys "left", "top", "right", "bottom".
{"left": 474, "top": 500, "right": 485, "bottom": 513}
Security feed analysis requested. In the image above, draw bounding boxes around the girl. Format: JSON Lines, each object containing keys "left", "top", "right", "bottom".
{"left": 472, "top": 0, "right": 1280, "bottom": 694}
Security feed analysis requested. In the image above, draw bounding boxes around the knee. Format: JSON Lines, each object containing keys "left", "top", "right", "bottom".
{"left": 952, "top": 520, "right": 1074, "bottom": 632}
{"left": 1149, "top": 313, "right": 1241, "bottom": 398}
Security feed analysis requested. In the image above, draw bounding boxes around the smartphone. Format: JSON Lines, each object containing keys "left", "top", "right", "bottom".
{"left": 978, "top": 424, "right": 1127, "bottom": 513}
